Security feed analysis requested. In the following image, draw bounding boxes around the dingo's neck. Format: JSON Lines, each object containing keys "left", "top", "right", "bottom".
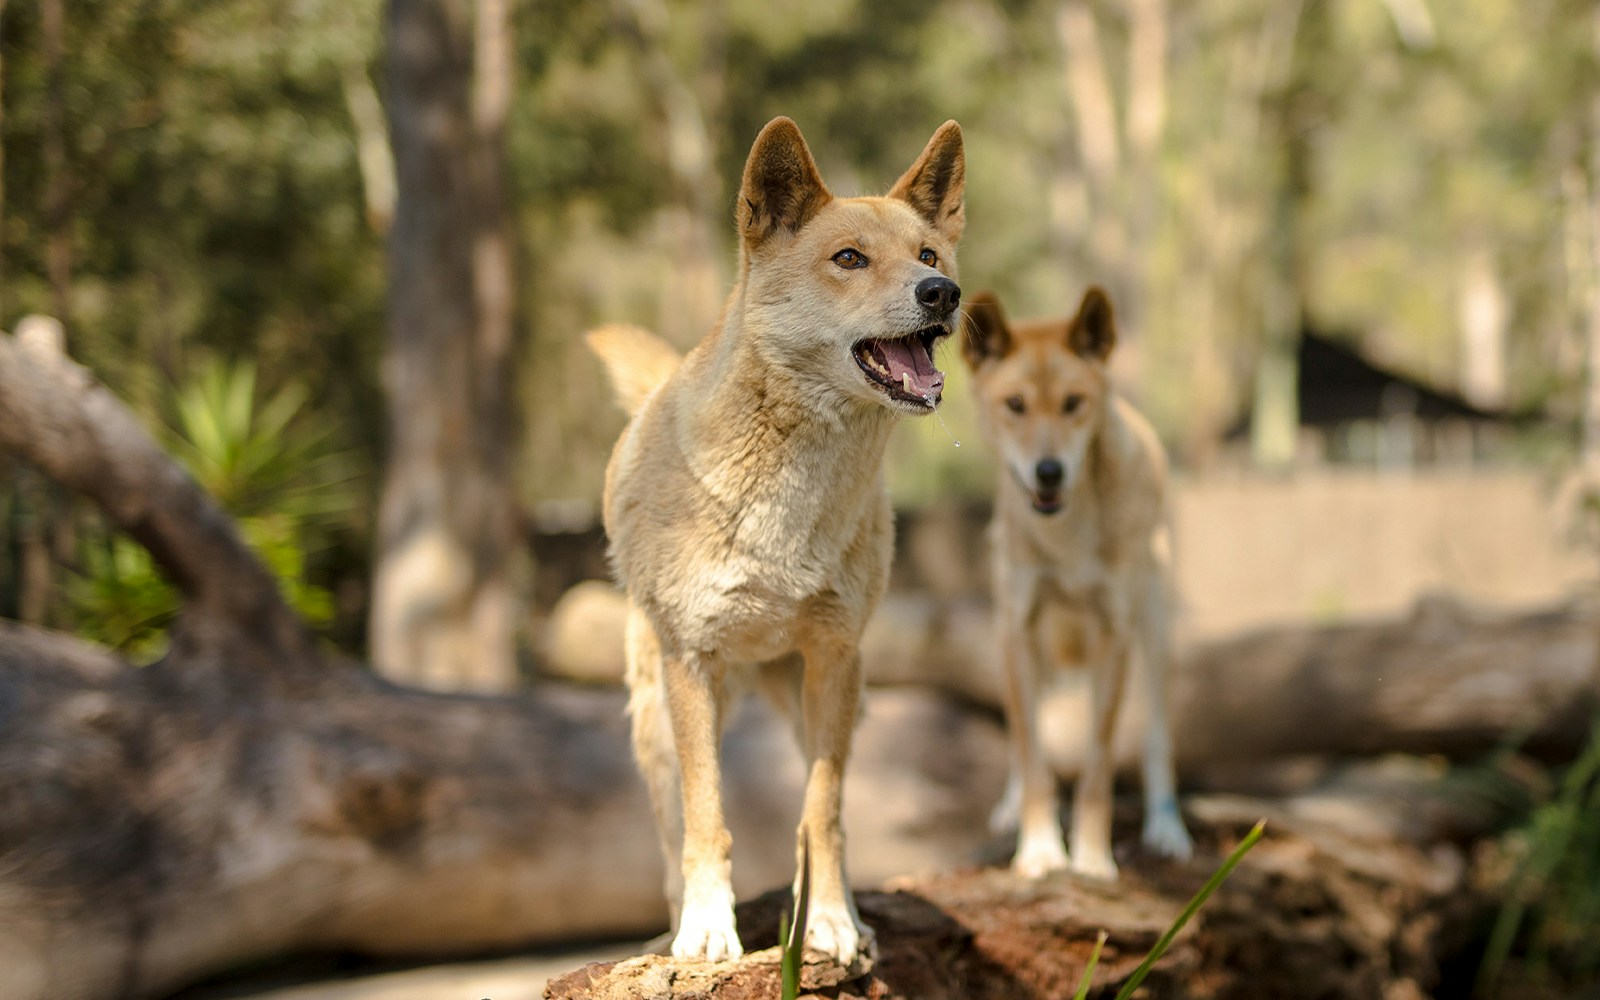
{"left": 673, "top": 312, "right": 897, "bottom": 539}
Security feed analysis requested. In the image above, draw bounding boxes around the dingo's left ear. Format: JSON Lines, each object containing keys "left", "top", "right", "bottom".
{"left": 738, "top": 117, "right": 833, "bottom": 248}
{"left": 962, "top": 291, "right": 1010, "bottom": 369}
{"left": 890, "top": 121, "right": 965, "bottom": 243}
{"left": 1068, "top": 286, "right": 1116, "bottom": 361}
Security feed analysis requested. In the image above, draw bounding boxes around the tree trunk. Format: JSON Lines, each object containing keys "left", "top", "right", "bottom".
{"left": 41, "top": 0, "right": 71, "bottom": 328}
{"left": 0, "top": 0, "right": 11, "bottom": 316}
{"left": 1053, "top": 0, "right": 1167, "bottom": 375}
{"left": 615, "top": 0, "right": 725, "bottom": 347}
{"left": 1583, "top": 9, "right": 1600, "bottom": 473}
{"left": 1457, "top": 238, "right": 1507, "bottom": 411}
{"left": 370, "top": 0, "right": 524, "bottom": 690}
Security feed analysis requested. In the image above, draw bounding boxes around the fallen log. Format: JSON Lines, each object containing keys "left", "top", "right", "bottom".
{"left": 545, "top": 584, "right": 1600, "bottom": 771}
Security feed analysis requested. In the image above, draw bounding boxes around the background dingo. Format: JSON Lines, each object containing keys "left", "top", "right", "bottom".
{"left": 962, "top": 286, "right": 1194, "bottom": 879}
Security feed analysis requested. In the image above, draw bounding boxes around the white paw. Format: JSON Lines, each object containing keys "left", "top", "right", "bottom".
{"left": 1012, "top": 834, "right": 1070, "bottom": 879}
{"left": 1069, "top": 847, "right": 1119, "bottom": 881}
{"left": 671, "top": 903, "right": 743, "bottom": 962}
{"left": 805, "top": 905, "right": 875, "bottom": 968}
{"left": 1142, "top": 802, "right": 1194, "bottom": 860}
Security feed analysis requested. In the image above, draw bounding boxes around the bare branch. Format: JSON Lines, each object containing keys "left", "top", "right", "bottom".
{"left": 0, "top": 327, "right": 314, "bottom": 658}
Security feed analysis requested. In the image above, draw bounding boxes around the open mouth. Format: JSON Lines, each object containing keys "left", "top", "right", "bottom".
{"left": 852, "top": 327, "right": 948, "bottom": 408}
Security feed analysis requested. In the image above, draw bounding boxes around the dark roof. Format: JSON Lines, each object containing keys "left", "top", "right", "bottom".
{"left": 1222, "top": 329, "right": 1517, "bottom": 442}
{"left": 1295, "top": 329, "right": 1504, "bottom": 426}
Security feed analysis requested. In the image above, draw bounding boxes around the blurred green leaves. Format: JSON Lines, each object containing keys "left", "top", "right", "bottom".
{"left": 66, "top": 358, "right": 356, "bottom": 657}
{"left": 1478, "top": 719, "right": 1600, "bottom": 996}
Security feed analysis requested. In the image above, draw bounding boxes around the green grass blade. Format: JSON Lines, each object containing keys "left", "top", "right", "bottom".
{"left": 1073, "top": 930, "right": 1109, "bottom": 1000}
{"left": 1112, "top": 820, "right": 1266, "bottom": 1000}
{"left": 782, "top": 831, "right": 811, "bottom": 1000}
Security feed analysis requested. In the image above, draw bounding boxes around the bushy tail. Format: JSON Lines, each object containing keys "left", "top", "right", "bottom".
{"left": 585, "top": 324, "right": 683, "bottom": 417}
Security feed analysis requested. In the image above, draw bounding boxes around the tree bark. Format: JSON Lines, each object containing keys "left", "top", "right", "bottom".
{"left": 370, "top": 0, "right": 524, "bottom": 690}
{"left": 41, "top": 0, "right": 71, "bottom": 329}
{"left": 615, "top": 0, "right": 725, "bottom": 347}
{"left": 1583, "top": 9, "right": 1600, "bottom": 474}
{"left": 1052, "top": 0, "right": 1167, "bottom": 378}
{"left": 1250, "top": 0, "right": 1314, "bottom": 471}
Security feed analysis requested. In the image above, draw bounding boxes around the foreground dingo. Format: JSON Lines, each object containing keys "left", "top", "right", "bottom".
{"left": 588, "top": 116, "right": 965, "bottom": 965}
{"left": 962, "top": 286, "right": 1193, "bottom": 879}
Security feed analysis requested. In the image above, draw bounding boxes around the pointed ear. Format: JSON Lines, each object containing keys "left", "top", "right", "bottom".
{"left": 1068, "top": 285, "right": 1116, "bottom": 361}
{"left": 889, "top": 120, "right": 965, "bottom": 243}
{"left": 962, "top": 291, "right": 1011, "bottom": 369}
{"left": 736, "top": 117, "right": 832, "bottom": 247}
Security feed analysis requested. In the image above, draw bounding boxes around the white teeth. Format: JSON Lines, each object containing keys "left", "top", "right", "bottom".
{"left": 902, "top": 373, "right": 913, "bottom": 393}
{"left": 859, "top": 347, "right": 891, "bottom": 376}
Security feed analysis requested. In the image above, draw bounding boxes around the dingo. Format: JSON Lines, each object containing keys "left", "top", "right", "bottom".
{"left": 962, "top": 286, "right": 1192, "bottom": 879}
{"left": 587, "top": 116, "right": 965, "bottom": 966}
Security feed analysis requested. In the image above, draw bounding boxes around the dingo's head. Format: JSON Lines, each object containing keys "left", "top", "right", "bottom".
{"left": 733, "top": 117, "right": 965, "bottom": 415}
{"left": 961, "top": 287, "right": 1117, "bottom": 515}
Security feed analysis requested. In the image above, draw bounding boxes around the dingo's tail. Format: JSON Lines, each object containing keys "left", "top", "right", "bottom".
{"left": 585, "top": 324, "right": 682, "bottom": 417}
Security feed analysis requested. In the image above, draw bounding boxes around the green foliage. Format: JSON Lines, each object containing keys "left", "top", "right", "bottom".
{"left": 166, "top": 358, "right": 358, "bottom": 528}
{"left": 66, "top": 535, "right": 178, "bottom": 657}
{"left": 63, "top": 358, "right": 354, "bottom": 656}
{"left": 1477, "top": 719, "right": 1600, "bottom": 996}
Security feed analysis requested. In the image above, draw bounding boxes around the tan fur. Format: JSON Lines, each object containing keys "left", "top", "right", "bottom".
{"left": 589, "top": 116, "right": 966, "bottom": 966}
{"left": 962, "top": 287, "right": 1193, "bottom": 879}
{"left": 587, "top": 324, "right": 684, "bottom": 417}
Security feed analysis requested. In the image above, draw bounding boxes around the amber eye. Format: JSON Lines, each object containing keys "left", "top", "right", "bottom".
{"left": 919, "top": 248, "right": 938, "bottom": 267}
{"left": 832, "top": 248, "right": 868, "bottom": 269}
{"left": 1063, "top": 394, "right": 1084, "bottom": 414}
{"left": 1004, "top": 395, "right": 1026, "bottom": 415}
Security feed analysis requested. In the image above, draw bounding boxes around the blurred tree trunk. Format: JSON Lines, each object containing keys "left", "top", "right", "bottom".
{"left": 0, "top": 0, "right": 10, "bottom": 315}
{"left": 616, "top": 0, "right": 725, "bottom": 346}
{"left": 1250, "top": 0, "right": 1315, "bottom": 471}
{"left": 1584, "top": 9, "right": 1600, "bottom": 473}
{"left": 342, "top": 64, "right": 396, "bottom": 235}
{"left": 371, "top": 0, "right": 524, "bottom": 690}
{"left": 42, "top": 0, "right": 70, "bottom": 329}
{"left": 1457, "top": 239, "right": 1506, "bottom": 411}
{"left": 1053, "top": 0, "right": 1166, "bottom": 375}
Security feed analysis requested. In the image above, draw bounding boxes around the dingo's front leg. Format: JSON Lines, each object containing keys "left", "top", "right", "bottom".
{"left": 1070, "top": 635, "right": 1128, "bottom": 880}
{"left": 663, "top": 649, "right": 741, "bottom": 962}
{"left": 1136, "top": 568, "right": 1192, "bottom": 859}
{"left": 997, "top": 579, "right": 1069, "bottom": 879}
{"left": 794, "top": 634, "right": 873, "bottom": 969}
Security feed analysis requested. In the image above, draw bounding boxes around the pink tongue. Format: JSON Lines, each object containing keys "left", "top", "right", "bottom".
{"left": 875, "top": 337, "right": 944, "bottom": 398}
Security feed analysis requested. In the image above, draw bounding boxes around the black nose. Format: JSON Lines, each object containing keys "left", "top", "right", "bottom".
{"left": 916, "top": 275, "right": 961, "bottom": 315}
{"left": 1035, "top": 458, "right": 1064, "bottom": 489}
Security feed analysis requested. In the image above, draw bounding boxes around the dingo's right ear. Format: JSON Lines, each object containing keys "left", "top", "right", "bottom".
{"left": 962, "top": 291, "right": 1011, "bottom": 368}
{"left": 737, "top": 117, "right": 832, "bottom": 248}
{"left": 890, "top": 120, "right": 965, "bottom": 244}
{"left": 1068, "top": 285, "right": 1116, "bottom": 361}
